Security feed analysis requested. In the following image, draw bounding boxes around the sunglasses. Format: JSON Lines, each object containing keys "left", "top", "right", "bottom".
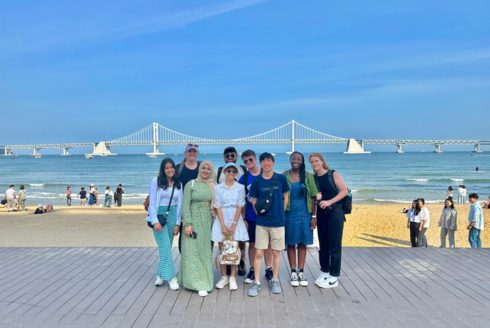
{"left": 225, "top": 170, "right": 238, "bottom": 174}
{"left": 225, "top": 153, "right": 236, "bottom": 159}
{"left": 187, "top": 144, "right": 199, "bottom": 149}
{"left": 243, "top": 157, "right": 254, "bottom": 164}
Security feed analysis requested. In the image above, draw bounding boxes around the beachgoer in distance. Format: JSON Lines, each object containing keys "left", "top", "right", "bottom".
{"left": 309, "top": 153, "right": 348, "bottom": 289}
{"left": 104, "top": 187, "right": 114, "bottom": 207}
{"left": 457, "top": 185, "right": 463, "bottom": 204}
{"left": 248, "top": 152, "right": 290, "bottom": 297}
{"left": 4, "top": 185, "right": 17, "bottom": 212}
{"left": 212, "top": 163, "right": 249, "bottom": 291}
{"left": 438, "top": 198, "right": 457, "bottom": 248}
{"left": 214, "top": 146, "right": 248, "bottom": 276}
{"left": 482, "top": 196, "right": 490, "bottom": 209}
{"left": 406, "top": 200, "right": 424, "bottom": 247}
{"left": 115, "top": 184, "right": 124, "bottom": 207}
{"left": 418, "top": 198, "right": 430, "bottom": 247}
{"left": 35, "top": 204, "right": 47, "bottom": 214}
{"left": 179, "top": 161, "right": 215, "bottom": 297}
{"left": 461, "top": 185, "right": 467, "bottom": 204}
{"left": 175, "top": 143, "right": 201, "bottom": 253}
{"left": 446, "top": 186, "right": 453, "bottom": 201}
{"left": 238, "top": 149, "right": 274, "bottom": 284}
{"left": 89, "top": 183, "right": 95, "bottom": 205}
{"left": 467, "top": 193, "right": 484, "bottom": 248}
{"left": 94, "top": 188, "right": 99, "bottom": 205}
{"left": 18, "top": 185, "right": 27, "bottom": 211}
{"left": 77, "top": 187, "right": 87, "bottom": 206}
{"left": 147, "top": 158, "right": 182, "bottom": 290}
{"left": 476, "top": 166, "right": 479, "bottom": 172}
{"left": 282, "top": 151, "right": 319, "bottom": 287}
{"left": 66, "top": 186, "right": 72, "bottom": 206}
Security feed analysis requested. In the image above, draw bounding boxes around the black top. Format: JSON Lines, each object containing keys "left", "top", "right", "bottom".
{"left": 317, "top": 172, "right": 338, "bottom": 201}
{"left": 176, "top": 163, "right": 200, "bottom": 189}
{"left": 80, "top": 190, "right": 87, "bottom": 198}
{"left": 116, "top": 187, "right": 123, "bottom": 194}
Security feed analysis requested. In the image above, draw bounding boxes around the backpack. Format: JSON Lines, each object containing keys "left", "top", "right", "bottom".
{"left": 216, "top": 164, "right": 247, "bottom": 183}
{"left": 315, "top": 169, "right": 352, "bottom": 215}
{"left": 215, "top": 238, "right": 241, "bottom": 268}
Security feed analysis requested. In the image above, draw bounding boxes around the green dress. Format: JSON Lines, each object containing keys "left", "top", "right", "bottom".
{"left": 178, "top": 180, "right": 214, "bottom": 292}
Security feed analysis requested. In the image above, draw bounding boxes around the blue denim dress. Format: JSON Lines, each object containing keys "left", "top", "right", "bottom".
{"left": 285, "top": 182, "right": 313, "bottom": 245}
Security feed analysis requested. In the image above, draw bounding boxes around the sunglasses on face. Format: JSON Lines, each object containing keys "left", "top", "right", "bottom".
{"left": 187, "top": 144, "right": 199, "bottom": 149}
{"left": 225, "top": 153, "right": 236, "bottom": 159}
{"left": 225, "top": 170, "right": 238, "bottom": 174}
{"left": 243, "top": 158, "right": 254, "bottom": 164}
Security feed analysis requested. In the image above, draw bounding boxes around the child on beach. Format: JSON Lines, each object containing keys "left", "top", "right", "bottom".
{"left": 77, "top": 187, "right": 87, "bottom": 206}
{"left": 66, "top": 187, "right": 72, "bottom": 206}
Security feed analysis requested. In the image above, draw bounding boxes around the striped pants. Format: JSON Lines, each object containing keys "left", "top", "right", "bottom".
{"left": 153, "top": 205, "right": 177, "bottom": 281}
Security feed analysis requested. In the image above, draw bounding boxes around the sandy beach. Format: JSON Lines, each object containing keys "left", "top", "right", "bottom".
{"left": 0, "top": 204, "right": 488, "bottom": 248}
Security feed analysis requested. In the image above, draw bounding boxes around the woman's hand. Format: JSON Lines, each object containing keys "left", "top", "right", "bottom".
{"left": 185, "top": 225, "right": 194, "bottom": 237}
{"left": 310, "top": 218, "right": 317, "bottom": 230}
{"left": 154, "top": 222, "right": 162, "bottom": 232}
{"left": 316, "top": 192, "right": 322, "bottom": 201}
{"left": 418, "top": 226, "right": 422, "bottom": 232}
{"left": 221, "top": 224, "right": 229, "bottom": 236}
{"left": 319, "top": 200, "right": 331, "bottom": 209}
{"left": 173, "top": 225, "right": 180, "bottom": 236}
{"left": 228, "top": 223, "right": 236, "bottom": 236}
{"left": 407, "top": 224, "right": 410, "bottom": 229}
{"left": 244, "top": 220, "right": 248, "bottom": 230}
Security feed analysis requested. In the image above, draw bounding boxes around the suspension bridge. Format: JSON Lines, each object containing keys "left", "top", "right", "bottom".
{"left": 1, "top": 120, "right": 488, "bottom": 157}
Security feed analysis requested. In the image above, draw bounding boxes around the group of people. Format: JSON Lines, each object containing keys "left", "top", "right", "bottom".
{"left": 446, "top": 185, "right": 468, "bottom": 204}
{"left": 404, "top": 194, "right": 485, "bottom": 248}
{"left": 145, "top": 144, "right": 348, "bottom": 297}
{"left": 3, "top": 185, "right": 27, "bottom": 212}
{"left": 73, "top": 184, "right": 124, "bottom": 207}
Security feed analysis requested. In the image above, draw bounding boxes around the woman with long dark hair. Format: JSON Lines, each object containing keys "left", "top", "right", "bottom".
{"left": 438, "top": 198, "right": 457, "bottom": 248}
{"left": 406, "top": 200, "right": 425, "bottom": 247}
{"left": 115, "top": 184, "right": 124, "bottom": 207}
{"left": 309, "top": 153, "right": 347, "bottom": 289}
{"left": 283, "top": 151, "right": 318, "bottom": 287}
{"left": 146, "top": 158, "right": 183, "bottom": 290}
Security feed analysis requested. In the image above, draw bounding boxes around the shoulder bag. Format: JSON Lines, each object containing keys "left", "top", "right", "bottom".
{"left": 147, "top": 184, "right": 176, "bottom": 228}
{"left": 254, "top": 173, "right": 276, "bottom": 216}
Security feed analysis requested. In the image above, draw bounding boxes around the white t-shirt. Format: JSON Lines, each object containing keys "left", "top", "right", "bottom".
{"left": 5, "top": 189, "right": 15, "bottom": 199}
{"left": 422, "top": 207, "right": 430, "bottom": 228}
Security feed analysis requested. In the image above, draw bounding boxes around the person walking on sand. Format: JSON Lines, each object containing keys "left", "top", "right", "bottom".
{"left": 104, "top": 187, "right": 114, "bottom": 207}
{"left": 18, "top": 185, "right": 27, "bottom": 211}
{"left": 248, "top": 152, "right": 290, "bottom": 297}
{"left": 309, "top": 153, "right": 348, "bottom": 289}
{"left": 419, "top": 198, "right": 430, "bottom": 247}
{"left": 446, "top": 186, "right": 453, "bottom": 201}
{"left": 282, "top": 151, "right": 319, "bottom": 287}
{"left": 66, "top": 186, "right": 72, "bottom": 206}
{"left": 179, "top": 161, "right": 215, "bottom": 297}
{"left": 467, "top": 193, "right": 484, "bottom": 248}
{"left": 115, "top": 184, "right": 124, "bottom": 206}
{"left": 238, "top": 149, "right": 274, "bottom": 284}
{"left": 457, "top": 185, "right": 463, "bottom": 204}
{"left": 147, "top": 158, "right": 182, "bottom": 290}
{"left": 438, "top": 198, "right": 457, "bottom": 248}
{"left": 77, "top": 187, "right": 87, "bottom": 206}
{"left": 212, "top": 163, "right": 249, "bottom": 291}
{"left": 4, "top": 185, "right": 17, "bottom": 212}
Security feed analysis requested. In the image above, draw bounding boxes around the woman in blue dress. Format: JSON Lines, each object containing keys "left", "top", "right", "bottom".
{"left": 282, "top": 151, "right": 319, "bottom": 287}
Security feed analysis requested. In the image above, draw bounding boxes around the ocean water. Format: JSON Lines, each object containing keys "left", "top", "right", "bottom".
{"left": 1, "top": 152, "right": 489, "bottom": 206}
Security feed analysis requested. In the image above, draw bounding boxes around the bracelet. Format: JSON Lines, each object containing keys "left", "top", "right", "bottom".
{"left": 233, "top": 222, "right": 237, "bottom": 224}
{"left": 312, "top": 215, "right": 317, "bottom": 218}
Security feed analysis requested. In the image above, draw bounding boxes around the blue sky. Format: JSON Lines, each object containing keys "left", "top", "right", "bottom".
{"left": 1, "top": 0, "right": 489, "bottom": 153}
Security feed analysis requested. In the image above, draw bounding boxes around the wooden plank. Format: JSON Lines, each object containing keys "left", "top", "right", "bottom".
{"left": 195, "top": 247, "right": 219, "bottom": 328}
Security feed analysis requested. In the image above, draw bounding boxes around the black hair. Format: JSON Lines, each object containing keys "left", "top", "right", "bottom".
{"left": 158, "top": 158, "right": 181, "bottom": 190}
{"left": 444, "top": 198, "right": 455, "bottom": 209}
{"left": 418, "top": 198, "right": 425, "bottom": 205}
{"left": 81, "top": 187, "right": 85, "bottom": 190}
{"left": 106, "top": 186, "right": 110, "bottom": 189}
{"left": 9, "top": 185, "right": 14, "bottom": 188}
{"left": 20, "top": 185, "right": 25, "bottom": 190}
{"left": 223, "top": 146, "right": 237, "bottom": 155}
{"left": 259, "top": 152, "right": 275, "bottom": 162}
{"left": 468, "top": 193, "right": 479, "bottom": 199}
{"left": 448, "top": 186, "right": 453, "bottom": 191}
{"left": 290, "top": 151, "right": 306, "bottom": 195}
{"left": 415, "top": 201, "right": 422, "bottom": 215}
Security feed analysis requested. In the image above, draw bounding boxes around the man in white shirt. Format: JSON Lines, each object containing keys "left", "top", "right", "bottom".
{"left": 5, "top": 185, "right": 17, "bottom": 212}
{"left": 419, "top": 198, "right": 430, "bottom": 247}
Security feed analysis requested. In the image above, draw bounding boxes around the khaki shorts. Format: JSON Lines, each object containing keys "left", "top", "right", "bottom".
{"left": 255, "top": 225, "right": 285, "bottom": 250}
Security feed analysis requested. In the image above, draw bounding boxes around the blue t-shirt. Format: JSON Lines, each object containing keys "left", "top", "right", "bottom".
{"left": 249, "top": 173, "right": 290, "bottom": 228}
{"left": 238, "top": 171, "right": 259, "bottom": 221}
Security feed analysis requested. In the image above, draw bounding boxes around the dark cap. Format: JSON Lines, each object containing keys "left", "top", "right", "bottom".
{"left": 223, "top": 147, "right": 237, "bottom": 155}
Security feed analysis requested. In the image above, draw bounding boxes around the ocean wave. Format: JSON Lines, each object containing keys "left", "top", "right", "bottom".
{"left": 122, "top": 193, "right": 147, "bottom": 199}
{"left": 356, "top": 198, "right": 445, "bottom": 204}
{"left": 28, "top": 192, "right": 66, "bottom": 199}
{"left": 451, "top": 179, "right": 464, "bottom": 182}
{"left": 406, "top": 179, "right": 429, "bottom": 182}
{"left": 29, "top": 184, "right": 45, "bottom": 187}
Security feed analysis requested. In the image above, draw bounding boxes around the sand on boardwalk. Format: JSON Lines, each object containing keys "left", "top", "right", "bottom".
{"left": 0, "top": 204, "right": 488, "bottom": 248}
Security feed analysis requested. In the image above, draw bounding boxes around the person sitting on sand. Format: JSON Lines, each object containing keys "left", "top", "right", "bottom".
{"left": 35, "top": 204, "right": 47, "bottom": 214}
{"left": 482, "top": 196, "right": 490, "bottom": 209}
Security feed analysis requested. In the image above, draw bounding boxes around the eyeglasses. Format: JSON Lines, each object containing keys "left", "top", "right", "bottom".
{"left": 187, "top": 144, "right": 199, "bottom": 149}
{"left": 225, "top": 170, "right": 238, "bottom": 174}
{"left": 225, "top": 153, "right": 236, "bottom": 159}
{"left": 243, "top": 158, "right": 254, "bottom": 164}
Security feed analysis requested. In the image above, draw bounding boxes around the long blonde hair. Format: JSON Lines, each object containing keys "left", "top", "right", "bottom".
{"left": 308, "top": 153, "right": 330, "bottom": 174}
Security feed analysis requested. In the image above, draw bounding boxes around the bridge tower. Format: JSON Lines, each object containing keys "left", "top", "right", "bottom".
{"left": 473, "top": 143, "right": 482, "bottom": 153}
{"left": 344, "top": 139, "right": 371, "bottom": 154}
{"left": 62, "top": 147, "right": 71, "bottom": 156}
{"left": 286, "top": 120, "right": 295, "bottom": 154}
{"left": 434, "top": 144, "right": 443, "bottom": 153}
{"left": 146, "top": 122, "right": 165, "bottom": 157}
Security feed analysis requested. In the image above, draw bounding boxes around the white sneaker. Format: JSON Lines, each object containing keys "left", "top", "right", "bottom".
{"left": 198, "top": 290, "right": 208, "bottom": 297}
{"left": 317, "top": 275, "right": 338, "bottom": 289}
{"left": 229, "top": 277, "right": 238, "bottom": 290}
{"left": 155, "top": 276, "right": 164, "bottom": 286}
{"left": 215, "top": 276, "right": 229, "bottom": 289}
{"left": 168, "top": 277, "right": 179, "bottom": 290}
{"left": 315, "top": 272, "right": 329, "bottom": 286}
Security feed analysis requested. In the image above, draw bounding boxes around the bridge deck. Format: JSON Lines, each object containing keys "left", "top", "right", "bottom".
{"left": 1, "top": 247, "right": 489, "bottom": 328}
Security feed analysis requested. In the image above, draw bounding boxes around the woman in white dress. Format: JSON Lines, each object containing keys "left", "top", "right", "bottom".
{"left": 211, "top": 163, "right": 249, "bottom": 291}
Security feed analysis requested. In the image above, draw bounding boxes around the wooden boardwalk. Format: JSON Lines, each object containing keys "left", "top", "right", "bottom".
{"left": 1, "top": 247, "right": 489, "bottom": 328}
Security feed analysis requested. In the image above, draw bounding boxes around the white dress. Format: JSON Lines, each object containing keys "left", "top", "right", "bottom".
{"left": 211, "top": 181, "right": 249, "bottom": 242}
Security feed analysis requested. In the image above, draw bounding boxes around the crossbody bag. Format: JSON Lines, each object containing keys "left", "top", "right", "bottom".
{"left": 147, "top": 184, "right": 176, "bottom": 228}
{"left": 255, "top": 173, "right": 277, "bottom": 216}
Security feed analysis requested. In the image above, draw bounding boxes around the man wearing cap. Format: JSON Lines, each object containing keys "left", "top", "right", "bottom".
{"left": 214, "top": 146, "right": 248, "bottom": 276}
{"left": 175, "top": 143, "right": 201, "bottom": 253}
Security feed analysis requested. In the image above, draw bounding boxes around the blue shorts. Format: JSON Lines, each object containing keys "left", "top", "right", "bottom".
{"left": 247, "top": 220, "right": 256, "bottom": 243}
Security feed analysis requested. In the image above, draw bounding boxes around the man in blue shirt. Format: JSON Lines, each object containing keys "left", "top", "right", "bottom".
{"left": 238, "top": 150, "right": 273, "bottom": 284}
{"left": 248, "top": 152, "right": 289, "bottom": 296}
{"left": 467, "top": 193, "right": 484, "bottom": 248}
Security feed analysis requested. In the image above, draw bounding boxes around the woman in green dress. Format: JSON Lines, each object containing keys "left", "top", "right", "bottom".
{"left": 179, "top": 160, "right": 216, "bottom": 297}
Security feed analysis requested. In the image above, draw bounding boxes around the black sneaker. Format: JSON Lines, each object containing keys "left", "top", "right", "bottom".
{"left": 238, "top": 259, "right": 247, "bottom": 276}
{"left": 226, "top": 265, "right": 231, "bottom": 276}
{"left": 245, "top": 267, "right": 255, "bottom": 284}
{"left": 265, "top": 267, "right": 273, "bottom": 281}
